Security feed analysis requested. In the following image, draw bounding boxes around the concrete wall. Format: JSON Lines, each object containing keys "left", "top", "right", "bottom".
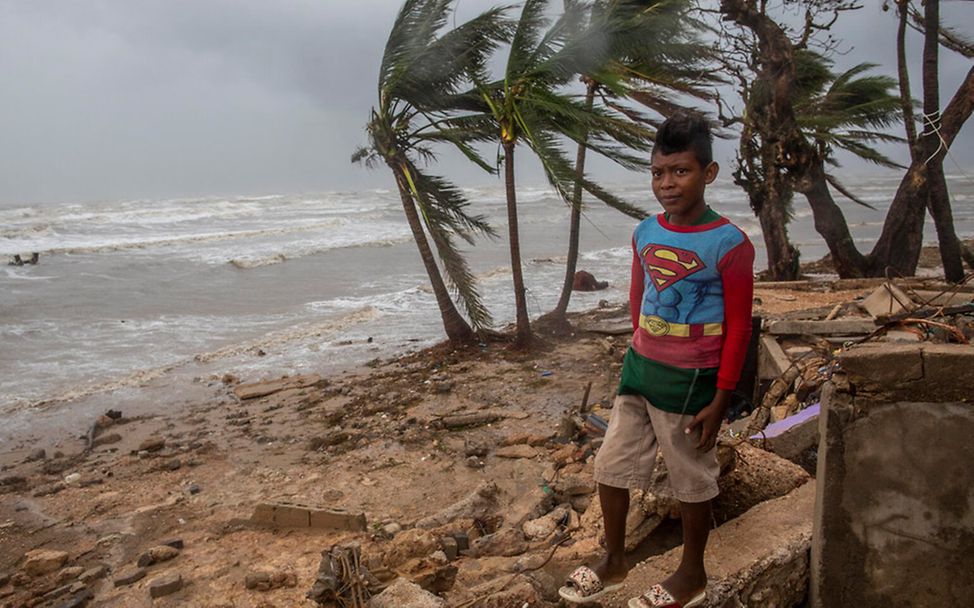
{"left": 811, "top": 344, "right": 974, "bottom": 607}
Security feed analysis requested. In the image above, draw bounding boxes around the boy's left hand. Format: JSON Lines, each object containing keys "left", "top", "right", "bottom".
{"left": 685, "top": 389, "right": 731, "bottom": 451}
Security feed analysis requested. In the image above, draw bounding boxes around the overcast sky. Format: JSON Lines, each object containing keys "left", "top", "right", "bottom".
{"left": 0, "top": 0, "right": 971, "bottom": 205}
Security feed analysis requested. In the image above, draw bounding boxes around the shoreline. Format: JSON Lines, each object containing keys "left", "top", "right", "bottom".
{"left": 0, "top": 273, "right": 966, "bottom": 606}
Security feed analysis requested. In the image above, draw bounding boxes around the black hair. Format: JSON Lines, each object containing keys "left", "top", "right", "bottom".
{"left": 652, "top": 111, "right": 713, "bottom": 167}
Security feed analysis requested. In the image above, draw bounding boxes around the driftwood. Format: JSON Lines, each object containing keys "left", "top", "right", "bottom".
{"left": 435, "top": 412, "right": 501, "bottom": 429}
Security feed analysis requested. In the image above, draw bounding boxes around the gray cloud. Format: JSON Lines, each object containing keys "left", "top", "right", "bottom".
{"left": 0, "top": 0, "right": 970, "bottom": 205}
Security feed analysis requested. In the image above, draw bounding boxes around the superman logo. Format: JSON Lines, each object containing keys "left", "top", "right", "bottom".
{"left": 641, "top": 244, "right": 705, "bottom": 291}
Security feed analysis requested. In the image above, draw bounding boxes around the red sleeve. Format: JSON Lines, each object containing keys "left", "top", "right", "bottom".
{"left": 716, "top": 236, "right": 755, "bottom": 391}
{"left": 630, "top": 237, "right": 643, "bottom": 331}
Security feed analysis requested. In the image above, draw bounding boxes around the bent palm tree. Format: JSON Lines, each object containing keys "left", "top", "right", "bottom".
{"left": 461, "top": 0, "right": 655, "bottom": 346}
{"left": 789, "top": 52, "right": 905, "bottom": 277}
{"left": 353, "top": 0, "right": 512, "bottom": 344}
{"left": 546, "top": 0, "right": 718, "bottom": 326}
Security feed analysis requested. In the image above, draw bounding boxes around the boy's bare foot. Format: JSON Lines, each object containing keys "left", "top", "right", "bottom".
{"left": 591, "top": 553, "right": 629, "bottom": 585}
{"left": 659, "top": 567, "right": 707, "bottom": 604}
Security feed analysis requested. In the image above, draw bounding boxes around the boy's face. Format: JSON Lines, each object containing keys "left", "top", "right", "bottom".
{"left": 650, "top": 150, "right": 718, "bottom": 225}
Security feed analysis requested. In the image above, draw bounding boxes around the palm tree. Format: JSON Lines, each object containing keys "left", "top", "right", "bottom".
{"left": 544, "top": 0, "right": 719, "bottom": 328}
{"left": 462, "top": 0, "right": 655, "bottom": 347}
{"left": 353, "top": 0, "right": 512, "bottom": 345}
{"left": 789, "top": 52, "right": 906, "bottom": 277}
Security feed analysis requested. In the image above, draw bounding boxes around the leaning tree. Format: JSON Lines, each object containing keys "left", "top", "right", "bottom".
{"left": 353, "top": 0, "right": 512, "bottom": 344}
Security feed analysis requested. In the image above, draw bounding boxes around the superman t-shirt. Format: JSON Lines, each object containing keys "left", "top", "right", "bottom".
{"left": 619, "top": 209, "right": 754, "bottom": 414}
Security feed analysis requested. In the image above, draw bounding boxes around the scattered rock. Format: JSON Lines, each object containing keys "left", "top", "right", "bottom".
{"left": 159, "top": 538, "right": 185, "bottom": 550}
{"left": 33, "top": 482, "right": 66, "bottom": 497}
{"left": 113, "top": 566, "right": 146, "bottom": 587}
{"left": 139, "top": 437, "right": 166, "bottom": 452}
{"left": 187, "top": 483, "right": 201, "bottom": 495}
{"left": 63, "top": 473, "right": 81, "bottom": 486}
{"left": 22, "top": 549, "right": 70, "bottom": 577}
{"left": 92, "top": 432, "right": 122, "bottom": 448}
{"left": 416, "top": 481, "right": 499, "bottom": 529}
{"left": 24, "top": 448, "right": 46, "bottom": 462}
{"left": 165, "top": 458, "right": 182, "bottom": 471}
{"left": 440, "top": 537, "right": 458, "bottom": 561}
{"left": 56, "top": 588, "right": 93, "bottom": 608}
{"left": 381, "top": 522, "right": 402, "bottom": 538}
{"left": 573, "top": 270, "right": 609, "bottom": 291}
{"left": 463, "top": 438, "right": 490, "bottom": 457}
{"left": 245, "top": 568, "right": 297, "bottom": 591}
{"left": 234, "top": 374, "right": 321, "bottom": 400}
{"left": 137, "top": 544, "right": 180, "bottom": 568}
{"left": 148, "top": 573, "right": 183, "bottom": 598}
{"left": 494, "top": 445, "right": 540, "bottom": 459}
{"left": 57, "top": 566, "right": 85, "bottom": 583}
{"left": 434, "top": 381, "right": 454, "bottom": 393}
{"left": 368, "top": 577, "right": 447, "bottom": 608}
{"left": 468, "top": 527, "right": 528, "bottom": 558}
{"left": 78, "top": 564, "right": 108, "bottom": 584}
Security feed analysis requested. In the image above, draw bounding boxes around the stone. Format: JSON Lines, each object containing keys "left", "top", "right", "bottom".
{"left": 415, "top": 481, "right": 499, "bottom": 529}
{"left": 159, "top": 538, "right": 185, "bottom": 550}
{"left": 92, "top": 432, "right": 122, "bottom": 448}
{"left": 505, "top": 486, "right": 556, "bottom": 529}
{"left": 139, "top": 437, "right": 166, "bottom": 452}
{"left": 187, "top": 483, "right": 201, "bottom": 495}
{"left": 767, "top": 319, "right": 877, "bottom": 336}
{"left": 33, "top": 482, "right": 66, "bottom": 497}
{"left": 494, "top": 445, "right": 539, "bottom": 459}
{"left": 234, "top": 374, "right": 321, "bottom": 400}
{"left": 439, "top": 537, "right": 458, "bottom": 561}
{"left": 165, "top": 458, "right": 181, "bottom": 471}
{"left": 573, "top": 270, "right": 609, "bottom": 291}
{"left": 381, "top": 522, "right": 402, "bottom": 538}
{"left": 148, "top": 573, "right": 183, "bottom": 598}
{"left": 860, "top": 282, "right": 914, "bottom": 318}
{"left": 24, "top": 448, "right": 46, "bottom": 462}
{"left": 468, "top": 527, "right": 528, "bottom": 558}
{"left": 57, "top": 566, "right": 84, "bottom": 582}
{"left": 137, "top": 544, "right": 180, "bottom": 567}
{"left": 368, "top": 577, "right": 447, "bottom": 608}
{"left": 523, "top": 504, "right": 571, "bottom": 541}
{"left": 22, "top": 549, "right": 69, "bottom": 577}
{"left": 113, "top": 566, "right": 146, "bottom": 587}
{"left": 78, "top": 564, "right": 108, "bottom": 583}
{"left": 63, "top": 473, "right": 81, "bottom": 485}
{"left": 56, "top": 588, "right": 93, "bottom": 608}
{"left": 382, "top": 529, "right": 439, "bottom": 568}
{"left": 463, "top": 438, "right": 490, "bottom": 457}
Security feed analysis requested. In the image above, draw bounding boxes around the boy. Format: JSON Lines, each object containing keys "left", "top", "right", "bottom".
{"left": 559, "top": 112, "right": 754, "bottom": 607}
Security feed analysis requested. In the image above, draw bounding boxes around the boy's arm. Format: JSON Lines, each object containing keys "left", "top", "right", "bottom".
{"left": 685, "top": 237, "right": 755, "bottom": 450}
{"left": 630, "top": 237, "right": 644, "bottom": 331}
{"left": 715, "top": 238, "right": 756, "bottom": 391}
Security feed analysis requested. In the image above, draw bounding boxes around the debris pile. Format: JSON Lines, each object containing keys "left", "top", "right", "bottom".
{"left": 745, "top": 279, "right": 974, "bottom": 467}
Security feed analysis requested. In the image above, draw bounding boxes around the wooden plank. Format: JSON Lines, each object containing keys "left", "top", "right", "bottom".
{"left": 767, "top": 319, "right": 877, "bottom": 336}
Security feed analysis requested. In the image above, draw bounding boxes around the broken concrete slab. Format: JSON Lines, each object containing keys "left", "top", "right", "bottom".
{"left": 767, "top": 319, "right": 877, "bottom": 336}
{"left": 250, "top": 502, "right": 367, "bottom": 532}
{"left": 838, "top": 343, "right": 974, "bottom": 402}
{"left": 233, "top": 374, "right": 321, "bottom": 400}
{"left": 759, "top": 335, "right": 792, "bottom": 380}
{"left": 860, "top": 282, "right": 915, "bottom": 318}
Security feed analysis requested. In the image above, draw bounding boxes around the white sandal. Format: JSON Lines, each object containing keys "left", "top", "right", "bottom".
{"left": 558, "top": 565, "right": 625, "bottom": 604}
{"left": 627, "top": 583, "right": 706, "bottom": 608}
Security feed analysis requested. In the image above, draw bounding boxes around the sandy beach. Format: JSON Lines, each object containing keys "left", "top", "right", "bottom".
{"left": 0, "top": 278, "right": 889, "bottom": 608}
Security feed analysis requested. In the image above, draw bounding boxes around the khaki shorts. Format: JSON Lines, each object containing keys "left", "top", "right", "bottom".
{"left": 593, "top": 394, "right": 720, "bottom": 503}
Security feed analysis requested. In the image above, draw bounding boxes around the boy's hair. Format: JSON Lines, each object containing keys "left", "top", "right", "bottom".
{"left": 652, "top": 112, "right": 713, "bottom": 167}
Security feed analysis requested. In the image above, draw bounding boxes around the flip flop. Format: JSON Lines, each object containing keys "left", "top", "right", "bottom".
{"left": 627, "top": 583, "right": 706, "bottom": 608}
{"left": 557, "top": 565, "right": 625, "bottom": 604}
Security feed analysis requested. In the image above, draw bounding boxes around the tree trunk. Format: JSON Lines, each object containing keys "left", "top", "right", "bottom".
{"left": 895, "top": 0, "right": 918, "bottom": 155}
{"left": 503, "top": 142, "right": 532, "bottom": 347}
{"left": 868, "top": 65, "right": 974, "bottom": 276}
{"left": 551, "top": 83, "right": 596, "bottom": 321}
{"left": 757, "top": 185, "right": 800, "bottom": 281}
{"left": 920, "top": 0, "right": 964, "bottom": 282}
{"left": 797, "top": 164, "right": 867, "bottom": 278}
{"left": 392, "top": 165, "right": 476, "bottom": 345}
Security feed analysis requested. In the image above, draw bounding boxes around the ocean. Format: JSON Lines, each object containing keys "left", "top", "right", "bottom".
{"left": 1, "top": 173, "right": 972, "bottom": 439}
